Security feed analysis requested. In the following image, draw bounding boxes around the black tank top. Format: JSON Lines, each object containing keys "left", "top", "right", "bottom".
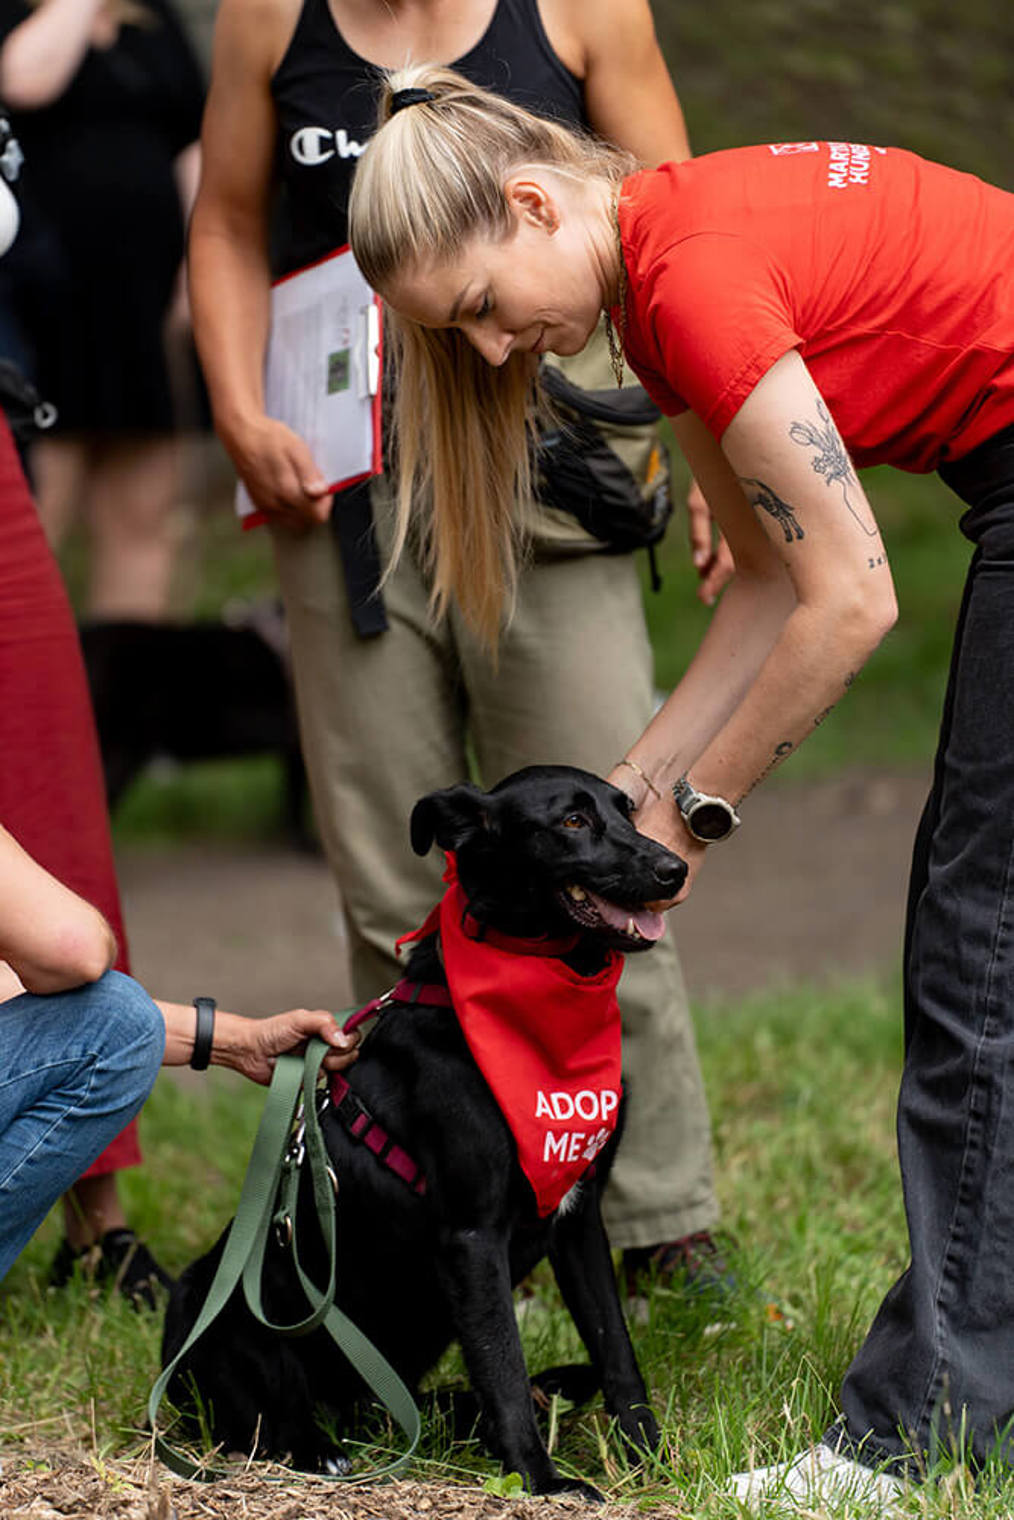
{"left": 270, "top": 0, "right": 587, "bottom": 275}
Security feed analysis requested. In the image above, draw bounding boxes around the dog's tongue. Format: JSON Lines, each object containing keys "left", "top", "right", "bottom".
{"left": 586, "top": 890, "right": 666, "bottom": 942}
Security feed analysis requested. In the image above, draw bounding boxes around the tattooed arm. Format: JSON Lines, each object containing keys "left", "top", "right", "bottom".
{"left": 612, "top": 350, "right": 896, "bottom": 895}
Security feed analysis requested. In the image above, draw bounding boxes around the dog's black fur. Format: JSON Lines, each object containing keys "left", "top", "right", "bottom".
{"left": 161, "top": 764, "right": 686, "bottom": 1497}
{"left": 79, "top": 607, "right": 310, "bottom": 847}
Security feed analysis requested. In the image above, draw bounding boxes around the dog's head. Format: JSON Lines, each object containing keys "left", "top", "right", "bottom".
{"left": 410, "top": 764, "right": 686, "bottom": 954}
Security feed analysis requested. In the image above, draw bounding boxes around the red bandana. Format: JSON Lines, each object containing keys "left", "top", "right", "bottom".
{"left": 398, "top": 856, "right": 623, "bottom": 1216}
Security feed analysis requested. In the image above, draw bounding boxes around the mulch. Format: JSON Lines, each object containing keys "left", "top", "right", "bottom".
{"left": 0, "top": 1447, "right": 684, "bottom": 1520}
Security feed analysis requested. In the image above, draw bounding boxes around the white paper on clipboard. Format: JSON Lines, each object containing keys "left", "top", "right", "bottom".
{"left": 235, "top": 245, "right": 382, "bottom": 522}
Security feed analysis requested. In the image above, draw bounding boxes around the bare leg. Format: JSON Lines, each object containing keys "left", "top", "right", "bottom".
{"left": 31, "top": 434, "right": 90, "bottom": 550}
{"left": 62, "top": 1172, "right": 128, "bottom": 1250}
{"left": 85, "top": 433, "right": 182, "bottom": 620}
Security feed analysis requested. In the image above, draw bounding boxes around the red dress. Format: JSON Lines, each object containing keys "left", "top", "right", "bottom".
{"left": 0, "top": 415, "right": 140, "bottom": 1174}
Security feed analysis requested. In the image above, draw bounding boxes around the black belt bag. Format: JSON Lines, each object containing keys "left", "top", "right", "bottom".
{"left": 536, "top": 364, "right": 673, "bottom": 557}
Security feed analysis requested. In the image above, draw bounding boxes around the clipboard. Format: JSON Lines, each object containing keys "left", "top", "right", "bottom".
{"left": 236, "top": 243, "right": 383, "bottom": 527}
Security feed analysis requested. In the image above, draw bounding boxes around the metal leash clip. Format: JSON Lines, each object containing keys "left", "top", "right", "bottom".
{"left": 273, "top": 1100, "right": 308, "bottom": 1247}
{"left": 284, "top": 1100, "right": 307, "bottom": 1171}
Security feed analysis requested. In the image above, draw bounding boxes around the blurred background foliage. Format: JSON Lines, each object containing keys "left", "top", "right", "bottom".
{"left": 653, "top": 0, "right": 1013, "bottom": 188}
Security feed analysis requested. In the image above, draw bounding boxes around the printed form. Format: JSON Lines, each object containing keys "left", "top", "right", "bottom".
{"left": 236, "top": 245, "right": 382, "bottom": 521}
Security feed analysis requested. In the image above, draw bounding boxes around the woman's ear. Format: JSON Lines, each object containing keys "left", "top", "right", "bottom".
{"left": 503, "top": 176, "right": 560, "bottom": 234}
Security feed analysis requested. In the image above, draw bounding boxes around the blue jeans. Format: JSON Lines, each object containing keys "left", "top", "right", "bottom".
{"left": 0, "top": 969, "right": 164, "bottom": 1279}
{"left": 837, "top": 425, "right": 1014, "bottom": 1471}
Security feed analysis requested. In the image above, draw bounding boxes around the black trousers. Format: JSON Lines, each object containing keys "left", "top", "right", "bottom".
{"left": 836, "top": 424, "right": 1014, "bottom": 1471}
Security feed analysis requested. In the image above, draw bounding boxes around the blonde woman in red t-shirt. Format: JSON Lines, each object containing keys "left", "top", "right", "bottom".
{"left": 349, "top": 63, "right": 1014, "bottom": 1507}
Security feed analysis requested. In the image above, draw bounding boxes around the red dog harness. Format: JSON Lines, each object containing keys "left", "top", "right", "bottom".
{"left": 329, "top": 978, "right": 445, "bottom": 1197}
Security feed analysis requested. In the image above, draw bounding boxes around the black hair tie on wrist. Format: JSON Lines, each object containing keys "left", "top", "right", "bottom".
{"left": 390, "top": 87, "right": 436, "bottom": 116}
{"left": 190, "top": 996, "right": 216, "bottom": 1071}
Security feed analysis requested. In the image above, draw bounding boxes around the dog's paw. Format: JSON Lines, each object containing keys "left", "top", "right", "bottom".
{"left": 318, "top": 1447, "right": 353, "bottom": 1477}
{"left": 617, "top": 1403, "right": 661, "bottom": 1455}
{"left": 539, "top": 1476, "right": 605, "bottom": 1503}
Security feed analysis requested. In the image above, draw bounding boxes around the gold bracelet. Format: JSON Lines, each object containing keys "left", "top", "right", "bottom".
{"left": 616, "top": 756, "right": 664, "bottom": 803}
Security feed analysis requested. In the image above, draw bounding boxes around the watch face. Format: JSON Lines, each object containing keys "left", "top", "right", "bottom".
{"left": 689, "top": 801, "right": 734, "bottom": 841}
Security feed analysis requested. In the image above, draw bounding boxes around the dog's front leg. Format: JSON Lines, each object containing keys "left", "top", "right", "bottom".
{"left": 549, "top": 1192, "right": 660, "bottom": 1460}
{"left": 435, "top": 1226, "right": 603, "bottom": 1501}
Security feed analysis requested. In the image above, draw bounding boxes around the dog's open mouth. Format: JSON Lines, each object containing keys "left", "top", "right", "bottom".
{"left": 559, "top": 884, "right": 666, "bottom": 945}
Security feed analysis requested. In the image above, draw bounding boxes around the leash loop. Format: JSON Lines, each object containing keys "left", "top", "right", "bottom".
{"left": 148, "top": 1029, "right": 420, "bottom": 1484}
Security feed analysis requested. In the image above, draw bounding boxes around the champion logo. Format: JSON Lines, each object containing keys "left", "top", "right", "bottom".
{"left": 290, "top": 125, "right": 367, "bottom": 166}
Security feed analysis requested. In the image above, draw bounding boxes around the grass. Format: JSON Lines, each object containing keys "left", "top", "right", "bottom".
{"left": 6, "top": 971, "right": 1008, "bottom": 1513}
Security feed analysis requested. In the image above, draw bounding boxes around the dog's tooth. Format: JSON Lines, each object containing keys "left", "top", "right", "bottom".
{"left": 626, "top": 917, "right": 636, "bottom": 936}
{"left": 569, "top": 885, "right": 587, "bottom": 902}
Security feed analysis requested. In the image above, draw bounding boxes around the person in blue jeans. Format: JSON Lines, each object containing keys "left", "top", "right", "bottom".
{"left": 0, "top": 820, "right": 360, "bottom": 1281}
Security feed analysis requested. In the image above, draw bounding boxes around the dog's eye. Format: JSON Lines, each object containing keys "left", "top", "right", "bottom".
{"left": 562, "top": 813, "right": 589, "bottom": 830}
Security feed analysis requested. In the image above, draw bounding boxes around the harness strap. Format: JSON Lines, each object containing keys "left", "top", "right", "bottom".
{"left": 329, "top": 1075, "right": 428, "bottom": 1194}
{"left": 329, "top": 977, "right": 449, "bottom": 1196}
{"left": 342, "top": 976, "right": 453, "bottom": 1037}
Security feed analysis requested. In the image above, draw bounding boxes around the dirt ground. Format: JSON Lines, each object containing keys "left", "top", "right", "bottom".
{"left": 0, "top": 1448, "right": 670, "bottom": 1520}
{"left": 116, "top": 766, "right": 929, "bottom": 1019}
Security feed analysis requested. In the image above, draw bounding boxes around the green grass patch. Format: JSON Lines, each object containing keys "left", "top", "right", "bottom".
{"left": 7, "top": 973, "right": 1006, "bottom": 1511}
{"left": 110, "top": 755, "right": 300, "bottom": 849}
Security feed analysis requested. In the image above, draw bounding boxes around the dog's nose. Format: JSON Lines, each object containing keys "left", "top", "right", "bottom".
{"left": 653, "top": 857, "right": 687, "bottom": 893}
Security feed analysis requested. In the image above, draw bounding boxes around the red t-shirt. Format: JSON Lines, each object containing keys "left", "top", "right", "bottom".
{"left": 618, "top": 143, "right": 1014, "bottom": 472}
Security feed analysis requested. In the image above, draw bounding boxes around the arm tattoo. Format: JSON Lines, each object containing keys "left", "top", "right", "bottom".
{"left": 740, "top": 477, "right": 804, "bottom": 543}
{"left": 788, "top": 400, "right": 878, "bottom": 537}
{"left": 743, "top": 739, "right": 795, "bottom": 798}
{"left": 815, "top": 670, "right": 857, "bottom": 728}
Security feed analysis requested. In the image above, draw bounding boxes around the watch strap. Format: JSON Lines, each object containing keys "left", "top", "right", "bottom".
{"left": 190, "top": 996, "right": 217, "bottom": 1071}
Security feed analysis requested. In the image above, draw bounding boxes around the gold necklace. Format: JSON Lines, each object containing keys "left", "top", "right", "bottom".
{"left": 604, "top": 191, "right": 627, "bottom": 388}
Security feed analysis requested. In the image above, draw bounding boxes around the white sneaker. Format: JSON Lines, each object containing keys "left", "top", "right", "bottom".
{"left": 731, "top": 1442, "right": 904, "bottom": 1511}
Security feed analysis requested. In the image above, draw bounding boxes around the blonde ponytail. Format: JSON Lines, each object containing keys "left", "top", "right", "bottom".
{"left": 350, "top": 64, "right": 634, "bottom": 649}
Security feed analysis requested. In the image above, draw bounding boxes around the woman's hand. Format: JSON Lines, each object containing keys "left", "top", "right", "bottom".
{"left": 228, "top": 415, "right": 334, "bottom": 529}
{"left": 639, "top": 797, "right": 708, "bottom": 907}
{"left": 159, "top": 1001, "right": 361, "bottom": 1085}
{"left": 686, "top": 478, "right": 735, "bottom": 606}
{"left": 606, "top": 765, "right": 706, "bottom": 907}
{"left": 217, "top": 1008, "right": 361, "bottom": 1086}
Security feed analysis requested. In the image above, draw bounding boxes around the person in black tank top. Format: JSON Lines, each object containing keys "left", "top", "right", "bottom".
{"left": 189, "top": 0, "right": 730, "bottom": 1348}
{"left": 272, "top": 0, "right": 585, "bottom": 276}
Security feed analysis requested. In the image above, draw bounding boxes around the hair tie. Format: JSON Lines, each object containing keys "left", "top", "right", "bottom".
{"left": 390, "top": 87, "right": 436, "bottom": 116}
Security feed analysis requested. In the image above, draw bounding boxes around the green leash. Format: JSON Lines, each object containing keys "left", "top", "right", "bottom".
{"left": 148, "top": 1036, "right": 421, "bottom": 1483}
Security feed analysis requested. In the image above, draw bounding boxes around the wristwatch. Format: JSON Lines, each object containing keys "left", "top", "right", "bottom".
{"left": 671, "top": 774, "right": 741, "bottom": 843}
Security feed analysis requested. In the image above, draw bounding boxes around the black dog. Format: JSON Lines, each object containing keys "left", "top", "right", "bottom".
{"left": 78, "top": 604, "right": 310, "bottom": 847}
{"left": 162, "top": 765, "right": 686, "bottom": 1497}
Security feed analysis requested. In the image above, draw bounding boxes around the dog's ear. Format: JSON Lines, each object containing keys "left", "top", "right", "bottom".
{"left": 410, "top": 783, "right": 493, "bottom": 856}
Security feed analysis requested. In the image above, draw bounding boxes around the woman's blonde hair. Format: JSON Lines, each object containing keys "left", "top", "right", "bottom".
{"left": 349, "top": 63, "right": 635, "bottom": 648}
